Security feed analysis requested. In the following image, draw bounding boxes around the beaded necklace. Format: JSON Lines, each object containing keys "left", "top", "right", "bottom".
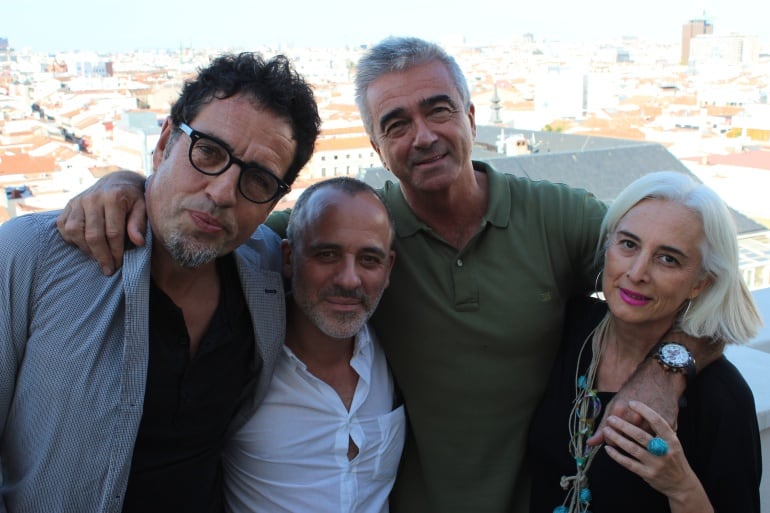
{"left": 553, "top": 313, "right": 611, "bottom": 513}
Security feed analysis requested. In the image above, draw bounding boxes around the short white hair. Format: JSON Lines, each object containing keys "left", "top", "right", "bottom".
{"left": 598, "top": 171, "right": 761, "bottom": 344}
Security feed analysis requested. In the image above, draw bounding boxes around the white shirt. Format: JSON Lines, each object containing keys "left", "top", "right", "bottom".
{"left": 223, "top": 323, "right": 406, "bottom": 513}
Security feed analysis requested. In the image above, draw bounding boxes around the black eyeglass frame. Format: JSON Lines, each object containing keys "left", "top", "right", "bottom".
{"left": 178, "top": 122, "right": 290, "bottom": 204}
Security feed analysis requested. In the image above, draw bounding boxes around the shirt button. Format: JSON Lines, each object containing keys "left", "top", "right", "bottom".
{"left": 456, "top": 259, "right": 463, "bottom": 267}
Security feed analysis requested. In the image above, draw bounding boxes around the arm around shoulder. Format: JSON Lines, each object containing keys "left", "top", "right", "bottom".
{"left": 56, "top": 169, "right": 147, "bottom": 275}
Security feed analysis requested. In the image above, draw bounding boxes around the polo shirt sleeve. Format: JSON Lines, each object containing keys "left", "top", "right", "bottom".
{"left": 265, "top": 208, "right": 291, "bottom": 239}
{"left": 562, "top": 186, "right": 607, "bottom": 293}
{"left": 528, "top": 179, "right": 607, "bottom": 296}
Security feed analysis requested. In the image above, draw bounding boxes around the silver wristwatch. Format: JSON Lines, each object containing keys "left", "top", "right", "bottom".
{"left": 650, "top": 342, "right": 696, "bottom": 385}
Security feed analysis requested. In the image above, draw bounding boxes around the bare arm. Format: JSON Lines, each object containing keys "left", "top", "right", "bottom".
{"left": 589, "top": 331, "right": 724, "bottom": 444}
{"left": 56, "top": 170, "right": 147, "bottom": 275}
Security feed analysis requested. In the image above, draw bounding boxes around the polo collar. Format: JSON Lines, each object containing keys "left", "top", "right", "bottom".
{"left": 388, "top": 160, "right": 511, "bottom": 239}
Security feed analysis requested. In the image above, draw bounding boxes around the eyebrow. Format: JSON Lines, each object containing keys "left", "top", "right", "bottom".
{"left": 199, "top": 129, "right": 273, "bottom": 172}
{"left": 616, "top": 229, "right": 689, "bottom": 258}
{"left": 377, "top": 94, "right": 458, "bottom": 133}
{"left": 307, "top": 242, "right": 388, "bottom": 258}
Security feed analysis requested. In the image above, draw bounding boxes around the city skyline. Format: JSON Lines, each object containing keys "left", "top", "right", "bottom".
{"left": 3, "top": 0, "right": 769, "bottom": 53}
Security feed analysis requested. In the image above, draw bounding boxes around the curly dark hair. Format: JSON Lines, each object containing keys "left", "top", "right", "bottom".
{"left": 169, "top": 52, "right": 320, "bottom": 186}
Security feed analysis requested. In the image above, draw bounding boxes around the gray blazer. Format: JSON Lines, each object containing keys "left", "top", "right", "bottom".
{"left": 0, "top": 213, "right": 285, "bottom": 513}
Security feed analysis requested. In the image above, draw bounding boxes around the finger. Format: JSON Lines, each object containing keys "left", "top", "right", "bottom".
{"left": 125, "top": 198, "right": 148, "bottom": 248}
{"left": 81, "top": 196, "right": 117, "bottom": 275}
{"left": 57, "top": 202, "right": 92, "bottom": 256}
{"left": 607, "top": 415, "right": 656, "bottom": 448}
{"left": 586, "top": 429, "right": 605, "bottom": 446}
{"left": 56, "top": 204, "right": 70, "bottom": 237}
{"left": 602, "top": 425, "right": 651, "bottom": 465}
{"left": 102, "top": 203, "right": 126, "bottom": 274}
{"left": 628, "top": 400, "right": 676, "bottom": 437}
{"left": 605, "top": 397, "right": 644, "bottom": 427}
{"left": 589, "top": 396, "right": 642, "bottom": 446}
{"left": 604, "top": 444, "right": 650, "bottom": 478}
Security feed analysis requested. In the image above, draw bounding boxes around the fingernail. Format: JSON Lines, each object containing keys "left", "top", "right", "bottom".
{"left": 102, "top": 265, "right": 113, "bottom": 275}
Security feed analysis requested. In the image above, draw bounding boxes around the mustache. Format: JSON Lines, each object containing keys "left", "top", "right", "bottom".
{"left": 319, "top": 286, "right": 365, "bottom": 301}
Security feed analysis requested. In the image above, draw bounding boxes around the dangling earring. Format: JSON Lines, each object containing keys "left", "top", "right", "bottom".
{"left": 681, "top": 298, "right": 692, "bottom": 319}
{"left": 592, "top": 271, "right": 603, "bottom": 299}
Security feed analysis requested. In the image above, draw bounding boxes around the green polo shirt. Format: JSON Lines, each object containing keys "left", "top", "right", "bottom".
{"left": 265, "top": 162, "right": 606, "bottom": 513}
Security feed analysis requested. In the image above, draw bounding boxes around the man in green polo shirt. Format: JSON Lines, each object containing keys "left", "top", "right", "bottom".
{"left": 57, "top": 37, "right": 718, "bottom": 513}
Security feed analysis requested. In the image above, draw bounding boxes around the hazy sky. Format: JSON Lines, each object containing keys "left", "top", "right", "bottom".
{"left": 3, "top": 0, "right": 768, "bottom": 53}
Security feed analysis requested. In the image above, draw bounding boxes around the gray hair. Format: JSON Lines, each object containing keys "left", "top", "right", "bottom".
{"left": 354, "top": 36, "right": 471, "bottom": 139}
{"left": 287, "top": 177, "right": 395, "bottom": 248}
{"left": 598, "top": 171, "right": 761, "bottom": 344}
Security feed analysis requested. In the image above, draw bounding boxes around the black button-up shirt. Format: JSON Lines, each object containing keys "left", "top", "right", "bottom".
{"left": 123, "top": 254, "right": 257, "bottom": 513}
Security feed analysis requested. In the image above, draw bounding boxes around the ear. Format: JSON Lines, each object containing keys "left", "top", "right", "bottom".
{"left": 467, "top": 102, "right": 477, "bottom": 139}
{"left": 689, "top": 273, "right": 713, "bottom": 300}
{"left": 370, "top": 139, "right": 386, "bottom": 169}
{"left": 281, "top": 239, "right": 293, "bottom": 280}
{"left": 153, "top": 117, "right": 175, "bottom": 170}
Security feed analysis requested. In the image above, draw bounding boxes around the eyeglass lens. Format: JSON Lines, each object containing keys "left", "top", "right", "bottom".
{"left": 189, "top": 136, "right": 282, "bottom": 203}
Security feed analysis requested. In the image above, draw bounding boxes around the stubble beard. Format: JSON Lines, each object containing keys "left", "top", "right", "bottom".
{"left": 164, "top": 230, "right": 222, "bottom": 268}
{"left": 295, "top": 286, "right": 385, "bottom": 339}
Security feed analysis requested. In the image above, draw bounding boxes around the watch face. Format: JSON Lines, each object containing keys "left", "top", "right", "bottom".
{"left": 659, "top": 343, "right": 690, "bottom": 367}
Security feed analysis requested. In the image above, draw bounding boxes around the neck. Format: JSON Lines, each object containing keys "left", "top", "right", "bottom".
{"left": 285, "top": 302, "right": 360, "bottom": 411}
{"left": 597, "top": 316, "right": 673, "bottom": 391}
{"left": 285, "top": 303, "right": 356, "bottom": 368}
{"left": 150, "top": 243, "right": 221, "bottom": 359}
{"left": 150, "top": 243, "right": 219, "bottom": 297}
{"left": 401, "top": 165, "right": 488, "bottom": 249}
{"left": 607, "top": 317, "right": 672, "bottom": 361}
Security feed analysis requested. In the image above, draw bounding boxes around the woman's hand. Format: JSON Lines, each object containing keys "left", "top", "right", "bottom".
{"left": 601, "top": 400, "right": 713, "bottom": 513}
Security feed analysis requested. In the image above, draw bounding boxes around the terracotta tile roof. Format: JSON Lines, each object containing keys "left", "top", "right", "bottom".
{"left": 706, "top": 106, "right": 744, "bottom": 117}
{"left": 682, "top": 150, "right": 770, "bottom": 170}
{"left": 0, "top": 152, "right": 58, "bottom": 176}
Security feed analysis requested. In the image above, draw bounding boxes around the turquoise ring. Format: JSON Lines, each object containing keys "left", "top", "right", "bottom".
{"left": 647, "top": 437, "right": 668, "bottom": 456}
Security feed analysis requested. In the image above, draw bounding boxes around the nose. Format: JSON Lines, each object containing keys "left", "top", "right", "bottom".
{"left": 626, "top": 255, "right": 650, "bottom": 282}
{"left": 333, "top": 255, "right": 363, "bottom": 290}
{"left": 412, "top": 117, "right": 438, "bottom": 149}
{"left": 204, "top": 164, "right": 240, "bottom": 207}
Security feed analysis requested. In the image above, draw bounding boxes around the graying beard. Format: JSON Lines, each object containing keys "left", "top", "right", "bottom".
{"left": 164, "top": 232, "right": 219, "bottom": 268}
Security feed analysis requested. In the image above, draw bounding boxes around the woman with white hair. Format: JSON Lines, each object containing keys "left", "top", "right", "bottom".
{"left": 528, "top": 171, "right": 763, "bottom": 513}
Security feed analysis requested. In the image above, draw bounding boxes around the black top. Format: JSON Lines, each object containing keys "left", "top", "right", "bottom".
{"left": 123, "top": 254, "right": 257, "bottom": 513}
{"left": 528, "top": 296, "right": 762, "bottom": 513}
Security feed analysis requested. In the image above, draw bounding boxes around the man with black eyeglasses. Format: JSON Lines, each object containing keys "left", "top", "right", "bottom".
{"left": 0, "top": 52, "right": 319, "bottom": 513}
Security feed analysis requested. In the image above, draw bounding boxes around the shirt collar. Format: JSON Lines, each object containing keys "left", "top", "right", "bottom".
{"left": 282, "top": 322, "right": 376, "bottom": 374}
